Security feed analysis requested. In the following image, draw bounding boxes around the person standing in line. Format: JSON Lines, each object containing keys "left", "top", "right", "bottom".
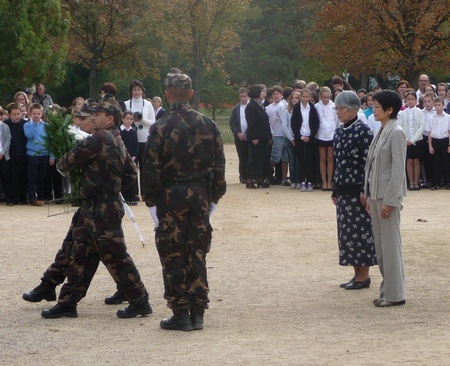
{"left": 332, "top": 91, "right": 376, "bottom": 290}
{"left": 4, "top": 103, "right": 28, "bottom": 205}
{"left": 416, "top": 74, "right": 430, "bottom": 100}
{"left": 245, "top": 84, "right": 272, "bottom": 188}
{"left": 152, "top": 96, "right": 167, "bottom": 121}
{"left": 31, "top": 83, "right": 54, "bottom": 109}
{"left": 315, "top": 86, "right": 338, "bottom": 190}
{"left": 120, "top": 111, "right": 139, "bottom": 205}
{"left": 0, "top": 117, "right": 11, "bottom": 205}
{"left": 142, "top": 69, "right": 226, "bottom": 331}
{"left": 364, "top": 90, "right": 407, "bottom": 307}
{"left": 229, "top": 87, "right": 249, "bottom": 184}
{"left": 24, "top": 103, "right": 55, "bottom": 206}
{"left": 40, "top": 98, "right": 151, "bottom": 319}
{"left": 124, "top": 80, "right": 156, "bottom": 198}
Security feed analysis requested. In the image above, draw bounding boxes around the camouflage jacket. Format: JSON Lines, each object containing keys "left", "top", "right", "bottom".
{"left": 57, "top": 128, "right": 137, "bottom": 200}
{"left": 142, "top": 101, "right": 226, "bottom": 206}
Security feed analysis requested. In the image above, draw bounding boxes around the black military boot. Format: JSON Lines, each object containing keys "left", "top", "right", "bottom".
{"left": 104, "top": 289, "right": 127, "bottom": 305}
{"left": 41, "top": 303, "right": 78, "bottom": 319}
{"left": 190, "top": 309, "right": 205, "bottom": 330}
{"left": 116, "top": 300, "right": 153, "bottom": 318}
{"left": 160, "top": 309, "right": 194, "bottom": 331}
{"left": 22, "top": 282, "right": 57, "bottom": 302}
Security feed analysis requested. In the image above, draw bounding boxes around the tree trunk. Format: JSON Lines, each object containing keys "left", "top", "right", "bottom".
{"left": 89, "top": 58, "right": 97, "bottom": 99}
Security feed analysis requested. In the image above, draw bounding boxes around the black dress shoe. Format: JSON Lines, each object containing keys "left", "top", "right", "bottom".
{"left": 23, "top": 283, "right": 57, "bottom": 302}
{"left": 104, "top": 289, "right": 127, "bottom": 305}
{"left": 116, "top": 301, "right": 152, "bottom": 318}
{"left": 345, "top": 277, "right": 371, "bottom": 290}
{"left": 190, "top": 309, "right": 204, "bottom": 330}
{"left": 375, "top": 299, "right": 406, "bottom": 307}
{"left": 339, "top": 277, "right": 355, "bottom": 288}
{"left": 41, "top": 303, "right": 78, "bottom": 319}
{"left": 160, "top": 310, "right": 193, "bottom": 331}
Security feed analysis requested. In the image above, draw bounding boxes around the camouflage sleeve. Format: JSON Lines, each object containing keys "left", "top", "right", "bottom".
{"left": 210, "top": 121, "right": 227, "bottom": 204}
{"left": 121, "top": 152, "right": 138, "bottom": 192}
{"left": 141, "top": 125, "right": 163, "bottom": 207}
{"left": 56, "top": 135, "right": 101, "bottom": 175}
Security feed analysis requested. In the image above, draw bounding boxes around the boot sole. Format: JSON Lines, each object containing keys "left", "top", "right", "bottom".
{"left": 160, "top": 320, "right": 194, "bottom": 331}
{"left": 23, "top": 294, "right": 57, "bottom": 303}
{"left": 104, "top": 298, "right": 127, "bottom": 305}
{"left": 41, "top": 311, "right": 78, "bottom": 319}
{"left": 116, "top": 308, "right": 153, "bottom": 318}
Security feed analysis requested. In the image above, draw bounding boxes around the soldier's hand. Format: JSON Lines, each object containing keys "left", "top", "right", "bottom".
{"left": 148, "top": 206, "right": 159, "bottom": 228}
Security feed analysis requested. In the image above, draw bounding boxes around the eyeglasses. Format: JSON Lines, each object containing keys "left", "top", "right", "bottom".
{"left": 333, "top": 106, "right": 348, "bottom": 111}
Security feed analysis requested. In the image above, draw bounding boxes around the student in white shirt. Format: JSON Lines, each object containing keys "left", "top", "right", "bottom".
{"left": 315, "top": 86, "right": 339, "bottom": 190}
{"left": 426, "top": 97, "right": 450, "bottom": 190}
{"left": 421, "top": 92, "right": 435, "bottom": 187}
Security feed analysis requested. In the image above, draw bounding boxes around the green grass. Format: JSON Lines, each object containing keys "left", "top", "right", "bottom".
{"left": 200, "top": 108, "right": 234, "bottom": 144}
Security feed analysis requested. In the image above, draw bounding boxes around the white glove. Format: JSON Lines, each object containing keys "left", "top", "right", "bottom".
{"left": 208, "top": 202, "right": 217, "bottom": 218}
{"left": 148, "top": 206, "right": 159, "bottom": 228}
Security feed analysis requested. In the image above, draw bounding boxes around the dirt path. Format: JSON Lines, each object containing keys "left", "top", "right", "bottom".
{"left": 0, "top": 144, "right": 448, "bottom": 365}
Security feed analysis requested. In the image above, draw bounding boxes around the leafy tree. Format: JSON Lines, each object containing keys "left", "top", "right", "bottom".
{"left": 62, "top": 0, "right": 163, "bottom": 98}
{"left": 0, "top": 0, "right": 68, "bottom": 104}
{"left": 224, "top": 0, "right": 327, "bottom": 87}
{"left": 156, "top": 0, "right": 248, "bottom": 109}
{"left": 201, "top": 68, "right": 235, "bottom": 120}
{"left": 302, "top": 0, "right": 450, "bottom": 87}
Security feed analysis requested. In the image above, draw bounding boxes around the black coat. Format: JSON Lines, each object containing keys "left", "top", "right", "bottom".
{"left": 290, "top": 102, "right": 320, "bottom": 141}
{"left": 245, "top": 99, "right": 271, "bottom": 141}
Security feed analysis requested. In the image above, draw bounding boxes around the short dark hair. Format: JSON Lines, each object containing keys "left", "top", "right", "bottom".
{"left": 372, "top": 90, "right": 402, "bottom": 119}
{"left": 283, "top": 87, "right": 293, "bottom": 100}
{"left": 248, "top": 84, "right": 263, "bottom": 99}
{"left": 271, "top": 86, "right": 283, "bottom": 94}
{"left": 100, "top": 82, "right": 118, "bottom": 96}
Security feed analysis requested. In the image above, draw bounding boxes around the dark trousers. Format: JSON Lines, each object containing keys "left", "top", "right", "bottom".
{"left": 26, "top": 155, "right": 48, "bottom": 202}
{"left": 247, "top": 140, "right": 271, "bottom": 181}
{"left": 295, "top": 139, "right": 316, "bottom": 183}
{"left": 58, "top": 201, "right": 148, "bottom": 306}
{"left": 45, "top": 162, "right": 63, "bottom": 201}
{"left": 431, "top": 138, "right": 449, "bottom": 186}
{"left": 234, "top": 137, "right": 248, "bottom": 181}
{"left": 0, "top": 158, "right": 10, "bottom": 202}
{"left": 8, "top": 155, "right": 27, "bottom": 203}
{"left": 421, "top": 134, "right": 433, "bottom": 185}
{"left": 137, "top": 142, "right": 146, "bottom": 196}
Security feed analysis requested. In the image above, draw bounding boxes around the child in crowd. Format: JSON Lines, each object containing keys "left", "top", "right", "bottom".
{"left": 421, "top": 92, "right": 435, "bottom": 187}
{"left": 398, "top": 91, "right": 425, "bottom": 190}
{"left": 363, "top": 92, "right": 374, "bottom": 118}
{"left": 436, "top": 83, "right": 448, "bottom": 108}
{"left": 23, "top": 103, "right": 55, "bottom": 206}
{"left": 4, "top": 103, "right": 28, "bottom": 205}
{"left": 291, "top": 89, "right": 320, "bottom": 192}
{"left": 426, "top": 97, "right": 450, "bottom": 190}
{"left": 315, "top": 86, "right": 338, "bottom": 190}
{"left": 282, "top": 91, "right": 299, "bottom": 188}
{"left": 120, "top": 110, "right": 139, "bottom": 204}
{"left": 0, "top": 116, "right": 11, "bottom": 205}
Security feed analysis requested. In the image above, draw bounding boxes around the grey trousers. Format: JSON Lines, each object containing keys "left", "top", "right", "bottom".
{"left": 370, "top": 198, "right": 406, "bottom": 302}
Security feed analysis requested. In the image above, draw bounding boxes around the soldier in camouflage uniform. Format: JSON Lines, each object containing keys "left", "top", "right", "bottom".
{"left": 22, "top": 106, "right": 124, "bottom": 305}
{"left": 41, "top": 98, "right": 151, "bottom": 319}
{"left": 142, "top": 68, "right": 226, "bottom": 331}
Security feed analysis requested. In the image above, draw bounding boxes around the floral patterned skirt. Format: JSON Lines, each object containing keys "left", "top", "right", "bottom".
{"left": 336, "top": 194, "right": 377, "bottom": 266}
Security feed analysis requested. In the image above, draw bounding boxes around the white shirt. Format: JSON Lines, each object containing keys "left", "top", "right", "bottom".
{"left": 366, "top": 114, "right": 382, "bottom": 136}
{"left": 266, "top": 101, "right": 285, "bottom": 137}
{"left": 239, "top": 103, "right": 248, "bottom": 133}
{"left": 315, "top": 100, "right": 339, "bottom": 141}
{"left": 422, "top": 108, "right": 435, "bottom": 137}
{"left": 300, "top": 103, "right": 311, "bottom": 137}
{"left": 124, "top": 97, "right": 156, "bottom": 143}
{"left": 425, "top": 113, "right": 450, "bottom": 139}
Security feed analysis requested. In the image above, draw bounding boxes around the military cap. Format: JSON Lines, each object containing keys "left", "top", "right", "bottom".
{"left": 87, "top": 98, "right": 122, "bottom": 117}
{"left": 164, "top": 68, "right": 192, "bottom": 89}
{"left": 72, "top": 107, "right": 91, "bottom": 118}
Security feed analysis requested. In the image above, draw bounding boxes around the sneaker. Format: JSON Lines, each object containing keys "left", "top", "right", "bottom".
{"left": 296, "top": 183, "right": 302, "bottom": 189}
{"left": 307, "top": 182, "right": 314, "bottom": 192}
{"left": 104, "top": 289, "right": 127, "bottom": 305}
{"left": 41, "top": 303, "right": 78, "bottom": 319}
{"left": 300, "top": 182, "right": 306, "bottom": 192}
{"left": 23, "top": 283, "right": 57, "bottom": 302}
{"left": 30, "top": 200, "right": 45, "bottom": 206}
{"left": 290, "top": 183, "right": 297, "bottom": 189}
{"left": 281, "top": 178, "right": 291, "bottom": 186}
{"left": 117, "top": 301, "right": 153, "bottom": 318}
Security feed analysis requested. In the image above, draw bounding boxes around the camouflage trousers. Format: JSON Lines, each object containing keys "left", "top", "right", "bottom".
{"left": 155, "top": 182, "right": 212, "bottom": 311}
{"left": 58, "top": 199, "right": 148, "bottom": 306}
{"left": 41, "top": 209, "right": 80, "bottom": 286}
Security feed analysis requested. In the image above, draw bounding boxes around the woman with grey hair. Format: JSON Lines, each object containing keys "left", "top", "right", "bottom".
{"left": 331, "top": 91, "right": 377, "bottom": 290}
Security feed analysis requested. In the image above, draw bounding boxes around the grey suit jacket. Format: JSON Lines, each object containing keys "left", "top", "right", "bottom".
{"left": 364, "top": 119, "right": 407, "bottom": 207}
{"left": 0, "top": 122, "right": 11, "bottom": 161}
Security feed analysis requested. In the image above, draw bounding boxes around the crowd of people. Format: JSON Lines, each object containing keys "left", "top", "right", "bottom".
{"left": 229, "top": 74, "right": 450, "bottom": 192}
{"left": 0, "top": 81, "right": 167, "bottom": 206}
